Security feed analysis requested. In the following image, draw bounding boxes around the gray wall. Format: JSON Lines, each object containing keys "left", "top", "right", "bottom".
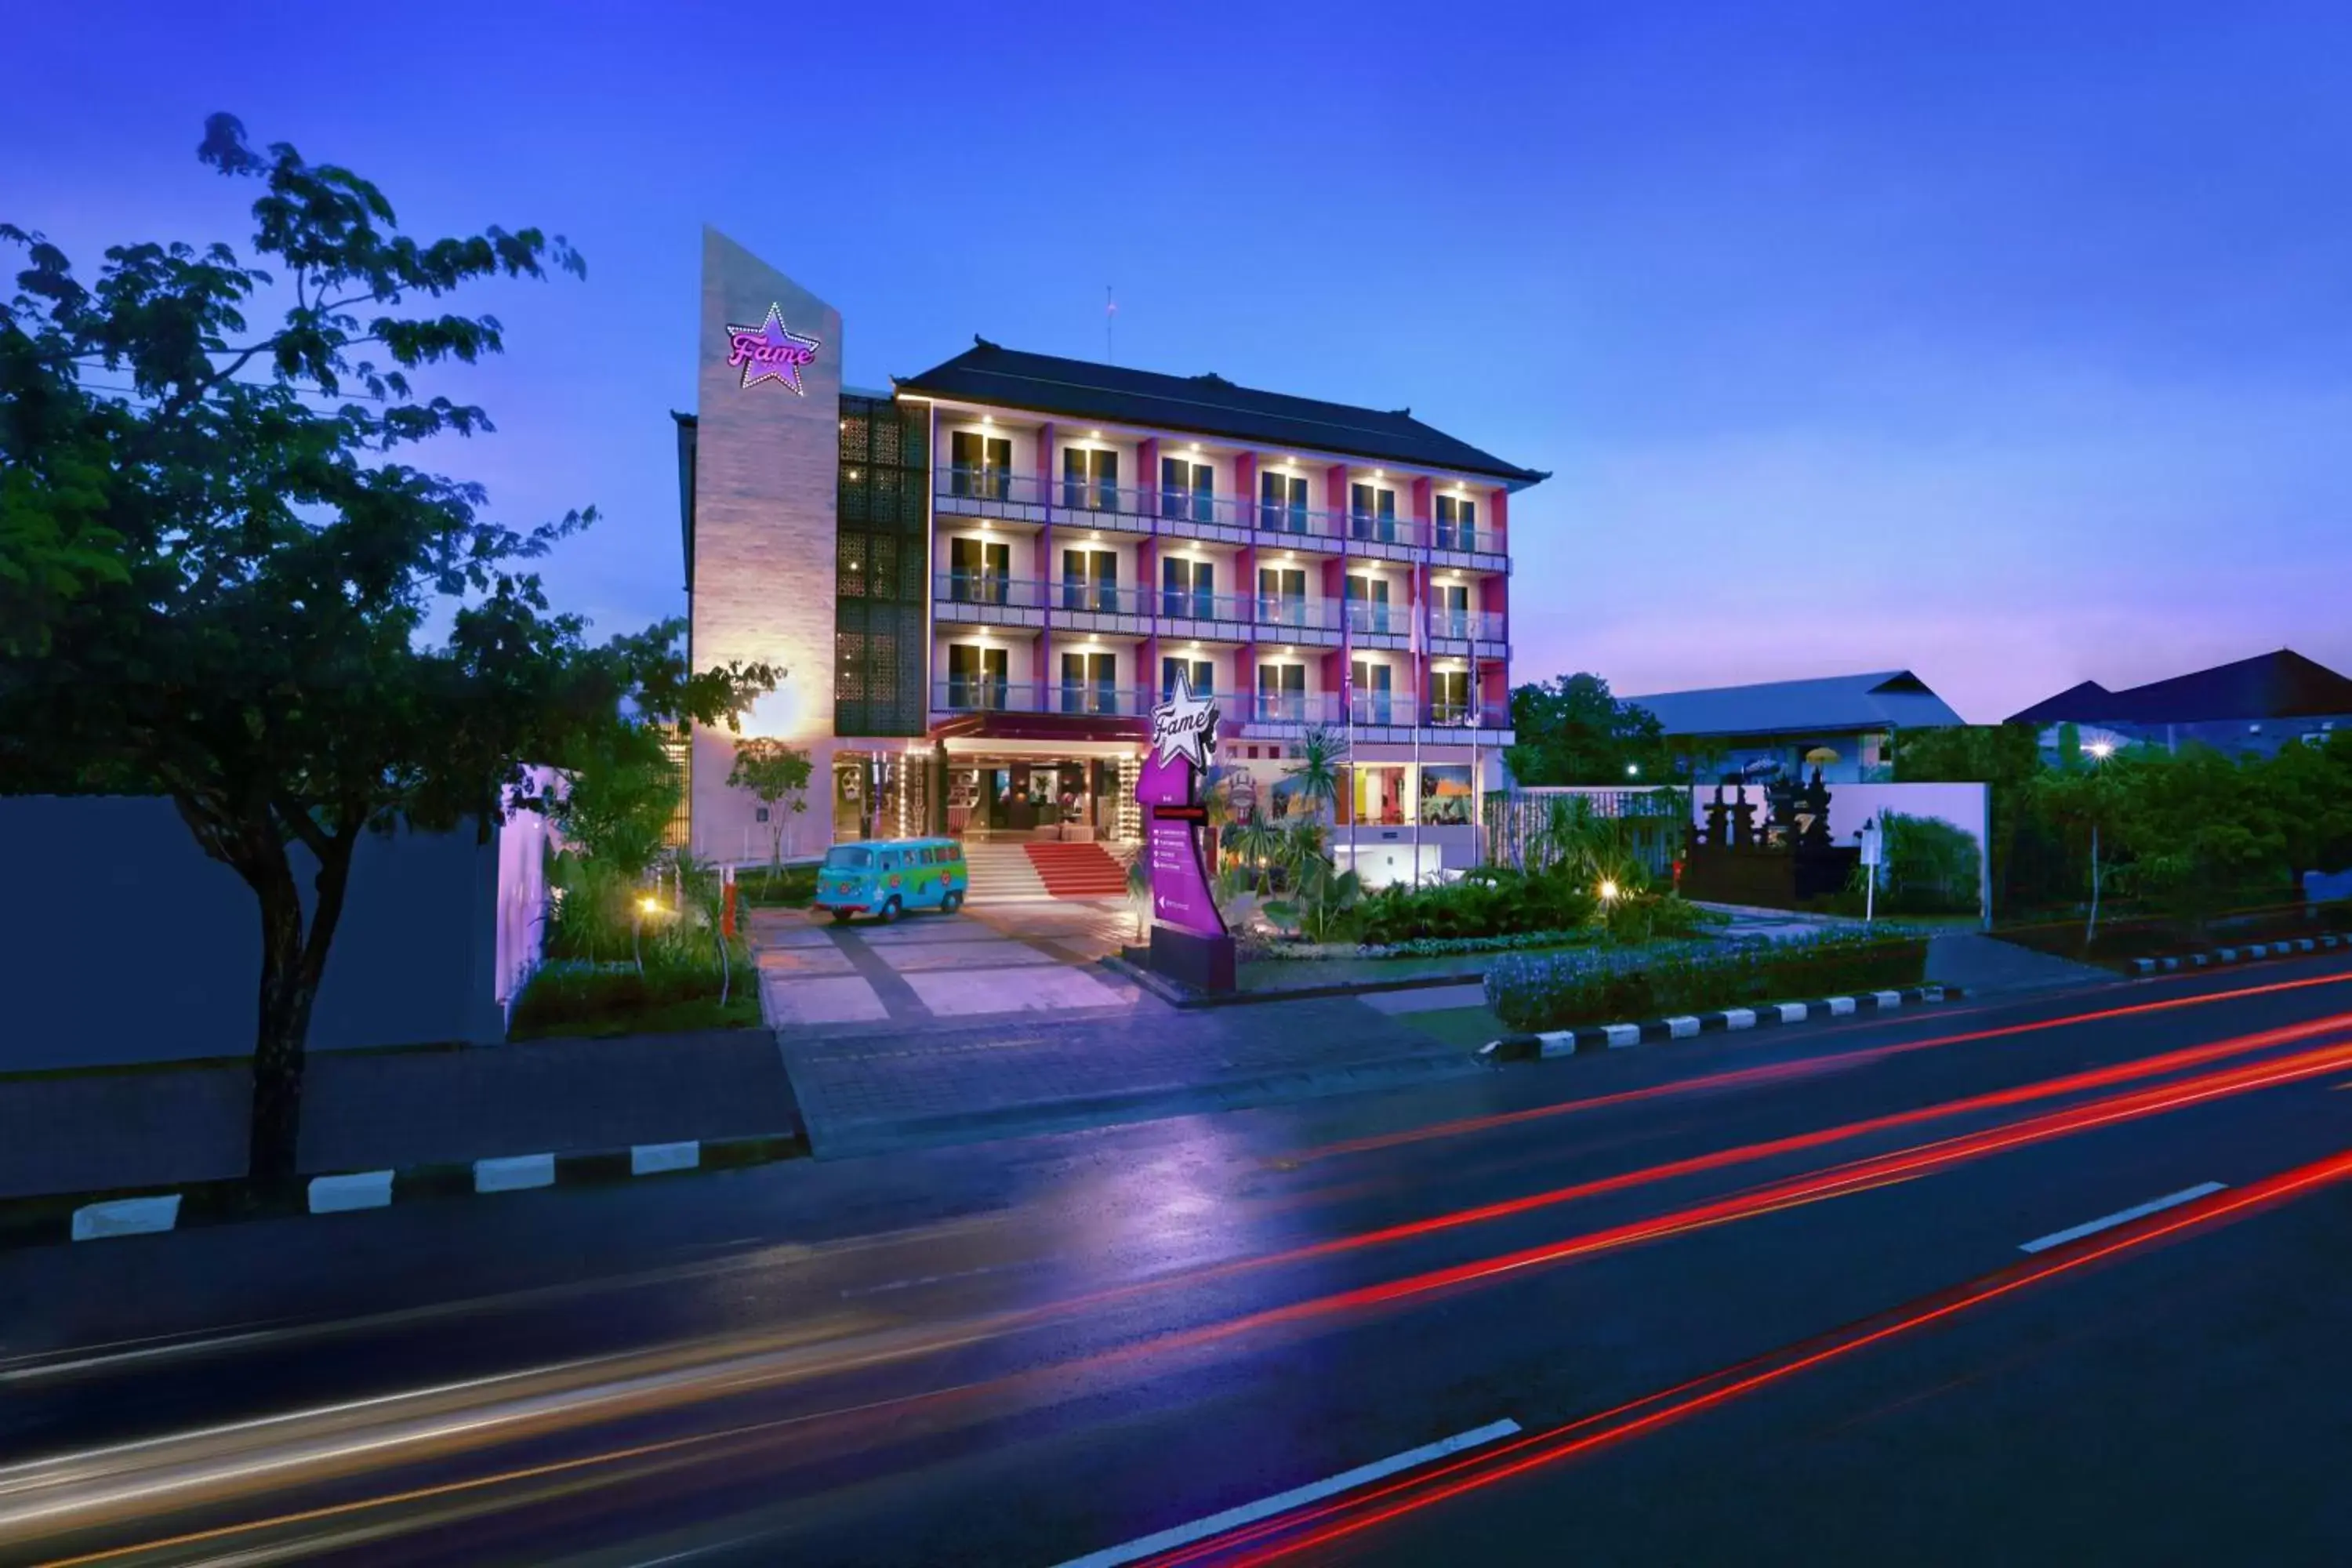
{"left": 2, "top": 797, "right": 519, "bottom": 1071}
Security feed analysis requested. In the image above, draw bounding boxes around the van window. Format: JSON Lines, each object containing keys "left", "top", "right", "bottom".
{"left": 823, "top": 846, "right": 871, "bottom": 870}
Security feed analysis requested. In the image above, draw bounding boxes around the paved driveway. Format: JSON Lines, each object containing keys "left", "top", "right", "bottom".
{"left": 749, "top": 903, "right": 1142, "bottom": 1033}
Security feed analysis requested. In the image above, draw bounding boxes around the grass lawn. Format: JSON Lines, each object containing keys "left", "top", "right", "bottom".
{"left": 508, "top": 956, "right": 765, "bottom": 1040}
{"left": 1399, "top": 1004, "right": 1508, "bottom": 1050}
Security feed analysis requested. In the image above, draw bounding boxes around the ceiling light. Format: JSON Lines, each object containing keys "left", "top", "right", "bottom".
{"left": 1090, "top": 428, "right": 1102, "bottom": 437}
{"left": 982, "top": 415, "right": 993, "bottom": 425}
{"left": 1189, "top": 441, "right": 1201, "bottom": 452}
{"left": 1374, "top": 468, "right": 1384, "bottom": 477}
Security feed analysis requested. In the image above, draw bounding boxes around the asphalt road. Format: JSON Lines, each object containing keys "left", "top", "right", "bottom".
{"left": 5, "top": 953, "right": 2352, "bottom": 1566}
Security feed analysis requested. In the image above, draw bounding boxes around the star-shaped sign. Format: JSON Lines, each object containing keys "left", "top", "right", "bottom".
{"left": 723, "top": 304, "right": 822, "bottom": 394}
{"left": 1150, "top": 672, "right": 1220, "bottom": 771}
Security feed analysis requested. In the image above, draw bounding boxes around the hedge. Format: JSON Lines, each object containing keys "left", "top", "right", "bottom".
{"left": 1484, "top": 927, "right": 1931, "bottom": 1033}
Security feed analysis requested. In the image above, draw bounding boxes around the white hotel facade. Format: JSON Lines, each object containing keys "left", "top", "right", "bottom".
{"left": 675, "top": 230, "right": 1546, "bottom": 881}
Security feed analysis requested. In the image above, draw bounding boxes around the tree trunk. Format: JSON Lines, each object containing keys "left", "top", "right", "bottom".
{"left": 249, "top": 873, "right": 313, "bottom": 1188}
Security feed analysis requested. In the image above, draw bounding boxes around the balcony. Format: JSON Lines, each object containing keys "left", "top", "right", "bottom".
{"left": 933, "top": 471, "right": 1508, "bottom": 561}
{"left": 1422, "top": 697, "right": 1512, "bottom": 730}
{"left": 934, "top": 680, "right": 1162, "bottom": 718}
{"left": 1345, "top": 601, "right": 1406, "bottom": 637}
{"left": 936, "top": 571, "right": 1046, "bottom": 610}
{"left": 1428, "top": 608, "right": 1508, "bottom": 644}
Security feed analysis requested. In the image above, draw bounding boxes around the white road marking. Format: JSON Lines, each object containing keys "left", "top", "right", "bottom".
{"left": 2019, "top": 1181, "right": 2227, "bottom": 1254}
{"left": 1052, "top": 1418, "right": 1522, "bottom": 1568}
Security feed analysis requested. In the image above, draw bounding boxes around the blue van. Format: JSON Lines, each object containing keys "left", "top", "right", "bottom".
{"left": 814, "top": 837, "right": 969, "bottom": 924}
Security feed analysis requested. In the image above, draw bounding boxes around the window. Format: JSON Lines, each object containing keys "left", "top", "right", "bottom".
{"left": 946, "top": 643, "right": 1009, "bottom": 710}
{"left": 949, "top": 535, "right": 1011, "bottom": 604}
{"left": 1345, "top": 572, "right": 1392, "bottom": 634}
{"left": 1063, "top": 446, "right": 1120, "bottom": 511}
{"left": 1349, "top": 482, "right": 1397, "bottom": 542}
{"left": 1436, "top": 492, "right": 1478, "bottom": 550}
{"left": 1258, "top": 470, "right": 1310, "bottom": 532}
{"left": 1162, "top": 655, "right": 1214, "bottom": 700}
{"left": 1354, "top": 764, "right": 1410, "bottom": 826}
{"left": 1257, "top": 661, "right": 1307, "bottom": 722}
{"left": 1257, "top": 565, "right": 1308, "bottom": 628}
{"left": 1062, "top": 548, "right": 1119, "bottom": 612}
{"left": 1160, "top": 456, "right": 1215, "bottom": 522}
{"left": 1060, "top": 651, "right": 1118, "bottom": 714}
{"left": 823, "top": 845, "right": 871, "bottom": 869}
{"left": 950, "top": 430, "right": 1013, "bottom": 500}
{"left": 1162, "top": 555, "right": 1217, "bottom": 619}
{"left": 1435, "top": 582, "right": 1470, "bottom": 638}
{"left": 1429, "top": 668, "right": 1470, "bottom": 724}
{"left": 1350, "top": 658, "right": 1394, "bottom": 725}
{"left": 1419, "top": 764, "right": 1473, "bottom": 825}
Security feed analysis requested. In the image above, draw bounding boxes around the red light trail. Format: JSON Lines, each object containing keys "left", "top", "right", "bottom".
{"left": 1163, "top": 1143, "right": 2352, "bottom": 1566}
{"left": 1297, "top": 967, "right": 2352, "bottom": 1164}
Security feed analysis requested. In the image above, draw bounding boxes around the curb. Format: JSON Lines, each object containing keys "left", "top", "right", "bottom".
{"left": 2127, "top": 934, "right": 2345, "bottom": 978}
{"left": 0, "top": 1131, "right": 808, "bottom": 1253}
{"left": 1477, "top": 985, "right": 1955, "bottom": 1063}
{"left": 1102, "top": 954, "right": 1490, "bottom": 1010}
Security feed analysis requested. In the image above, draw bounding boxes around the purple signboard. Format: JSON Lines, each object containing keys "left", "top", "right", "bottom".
{"left": 1138, "top": 678, "right": 1226, "bottom": 938}
{"left": 724, "top": 303, "right": 822, "bottom": 394}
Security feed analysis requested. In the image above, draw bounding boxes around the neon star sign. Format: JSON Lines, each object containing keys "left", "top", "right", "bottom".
{"left": 1150, "top": 674, "right": 1220, "bottom": 771}
{"left": 724, "top": 303, "right": 822, "bottom": 394}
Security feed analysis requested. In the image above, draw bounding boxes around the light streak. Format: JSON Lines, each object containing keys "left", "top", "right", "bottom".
{"left": 1299, "top": 967, "right": 2352, "bottom": 1164}
{"left": 1171, "top": 1145, "right": 2352, "bottom": 1565}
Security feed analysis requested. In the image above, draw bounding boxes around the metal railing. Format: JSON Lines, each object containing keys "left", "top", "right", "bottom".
{"left": 935, "top": 472, "right": 1507, "bottom": 557}
{"left": 1053, "top": 581, "right": 1147, "bottom": 615}
{"left": 934, "top": 680, "right": 1160, "bottom": 718}
{"left": 935, "top": 571, "right": 1044, "bottom": 609}
{"left": 1345, "top": 601, "right": 1403, "bottom": 635}
{"left": 1428, "top": 608, "right": 1508, "bottom": 642}
{"left": 1423, "top": 698, "right": 1512, "bottom": 728}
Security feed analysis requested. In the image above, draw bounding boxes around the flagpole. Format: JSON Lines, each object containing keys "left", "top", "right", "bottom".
{"left": 1469, "top": 652, "right": 1481, "bottom": 870}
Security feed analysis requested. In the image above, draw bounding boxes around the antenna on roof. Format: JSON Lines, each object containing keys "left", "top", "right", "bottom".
{"left": 1105, "top": 285, "right": 1117, "bottom": 365}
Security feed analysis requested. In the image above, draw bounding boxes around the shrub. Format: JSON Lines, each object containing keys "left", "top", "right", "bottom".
{"left": 1485, "top": 927, "right": 1929, "bottom": 1033}
{"left": 1357, "top": 866, "right": 1597, "bottom": 944}
{"left": 508, "top": 948, "right": 755, "bottom": 1037}
{"left": 737, "top": 864, "right": 816, "bottom": 907}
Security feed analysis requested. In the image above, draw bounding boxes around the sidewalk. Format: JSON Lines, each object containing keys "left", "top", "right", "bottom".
{"left": 776, "top": 990, "right": 1483, "bottom": 1158}
{"left": 0, "top": 1032, "right": 800, "bottom": 1201}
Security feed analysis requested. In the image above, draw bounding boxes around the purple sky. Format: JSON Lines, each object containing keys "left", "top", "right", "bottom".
{"left": 10, "top": 1, "right": 2350, "bottom": 721}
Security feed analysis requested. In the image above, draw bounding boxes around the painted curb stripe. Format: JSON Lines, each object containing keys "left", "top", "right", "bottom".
{"left": 1722, "top": 1007, "right": 1757, "bottom": 1030}
{"left": 1664, "top": 1015, "right": 1702, "bottom": 1039}
{"left": 1776, "top": 1002, "right": 1808, "bottom": 1023}
{"left": 630, "top": 1141, "right": 701, "bottom": 1176}
{"left": 71, "top": 1195, "right": 181, "bottom": 1241}
{"left": 308, "top": 1171, "right": 394, "bottom": 1214}
{"left": 1602, "top": 1023, "right": 1643, "bottom": 1049}
{"left": 474, "top": 1153, "right": 556, "bottom": 1193}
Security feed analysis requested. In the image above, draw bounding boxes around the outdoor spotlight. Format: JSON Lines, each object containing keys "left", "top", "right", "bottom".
{"left": 2088, "top": 742, "right": 2114, "bottom": 759}
{"left": 1599, "top": 879, "right": 1621, "bottom": 902}
{"left": 638, "top": 896, "right": 662, "bottom": 916}
{"left": 1626, "top": 763, "right": 1640, "bottom": 777}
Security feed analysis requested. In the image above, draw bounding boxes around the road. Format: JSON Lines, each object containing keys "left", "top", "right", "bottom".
{"left": 5, "top": 953, "right": 2352, "bottom": 1566}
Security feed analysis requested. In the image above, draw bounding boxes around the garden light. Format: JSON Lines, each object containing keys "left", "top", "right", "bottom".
{"left": 1599, "top": 879, "right": 1621, "bottom": 902}
{"left": 637, "top": 895, "right": 662, "bottom": 916}
{"left": 1626, "top": 763, "right": 1640, "bottom": 777}
{"left": 2087, "top": 741, "right": 2114, "bottom": 760}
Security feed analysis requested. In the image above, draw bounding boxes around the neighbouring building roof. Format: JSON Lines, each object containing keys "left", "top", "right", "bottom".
{"left": 891, "top": 339, "right": 1548, "bottom": 486}
{"left": 2005, "top": 650, "right": 2352, "bottom": 725}
{"left": 1624, "top": 671, "right": 1965, "bottom": 739}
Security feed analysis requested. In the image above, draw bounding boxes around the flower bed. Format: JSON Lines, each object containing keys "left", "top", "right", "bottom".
{"left": 1485, "top": 928, "right": 1931, "bottom": 1033}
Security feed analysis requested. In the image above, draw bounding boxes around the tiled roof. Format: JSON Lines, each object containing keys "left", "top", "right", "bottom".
{"left": 2005, "top": 650, "right": 2352, "bottom": 725}
{"left": 1625, "top": 671, "right": 1965, "bottom": 739}
{"left": 892, "top": 339, "right": 1547, "bottom": 486}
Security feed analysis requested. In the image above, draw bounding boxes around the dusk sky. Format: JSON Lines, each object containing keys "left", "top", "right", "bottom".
{"left": 11, "top": 1, "right": 2349, "bottom": 721}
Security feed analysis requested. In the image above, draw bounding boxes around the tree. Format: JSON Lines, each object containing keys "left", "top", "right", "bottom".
{"left": 1279, "top": 722, "right": 1349, "bottom": 822}
{"left": 1895, "top": 724, "right": 2052, "bottom": 916}
{"left": 0, "top": 117, "right": 774, "bottom": 1187}
{"left": 727, "top": 737, "right": 813, "bottom": 866}
{"left": 553, "top": 720, "right": 683, "bottom": 879}
{"left": 1504, "top": 673, "right": 1668, "bottom": 785}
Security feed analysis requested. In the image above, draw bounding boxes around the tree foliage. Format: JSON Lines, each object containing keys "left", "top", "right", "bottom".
{"left": 0, "top": 116, "right": 773, "bottom": 1183}
{"left": 726, "top": 737, "right": 813, "bottom": 866}
{"left": 1504, "top": 673, "right": 1668, "bottom": 786}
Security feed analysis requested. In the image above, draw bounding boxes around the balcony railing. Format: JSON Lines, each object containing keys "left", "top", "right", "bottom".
{"left": 1428, "top": 608, "right": 1508, "bottom": 642}
{"left": 1422, "top": 698, "right": 1512, "bottom": 729}
{"left": 935, "top": 571, "right": 1045, "bottom": 609}
{"left": 1054, "top": 582, "right": 1148, "bottom": 615}
{"left": 1154, "top": 590, "right": 1254, "bottom": 625}
{"left": 1252, "top": 595, "right": 1341, "bottom": 632}
{"left": 935, "top": 680, "right": 1162, "bottom": 718}
{"left": 1345, "top": 601, "right": 1403, "bottom": 635}
{"left": 934, "top": 473, "right": 1505, "bottom": 556}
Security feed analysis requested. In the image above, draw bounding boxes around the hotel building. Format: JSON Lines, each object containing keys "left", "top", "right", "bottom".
{"left": 673, "top": 230, "right": 1545, "bottom": 881}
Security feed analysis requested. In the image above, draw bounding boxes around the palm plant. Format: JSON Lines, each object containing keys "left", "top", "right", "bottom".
{"left": 1232, "top": 808, "right": 1283, "bottom": 896}
{"left": 1283, "top": 724, "right": 1349, "bottom": 823}
{"left": 1277, "top": 818, "right": 1330, "bottom": 885}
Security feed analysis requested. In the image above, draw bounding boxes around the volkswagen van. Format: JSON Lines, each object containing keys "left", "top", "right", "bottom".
{"left": 813, "top": 838, "right": 968, "bottom": 924}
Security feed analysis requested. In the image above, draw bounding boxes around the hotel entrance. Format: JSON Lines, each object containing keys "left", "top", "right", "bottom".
{"left": 946, "top": 756, "right": 1133, "bottom": 842}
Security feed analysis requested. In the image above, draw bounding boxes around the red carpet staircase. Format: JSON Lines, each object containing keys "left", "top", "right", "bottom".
{"left": 1023, "top": 841, "right": 1131, "bottom": 899}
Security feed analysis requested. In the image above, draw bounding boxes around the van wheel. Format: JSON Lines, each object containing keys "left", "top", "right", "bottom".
{"left": 878, "top": 896, "right": 902, "bottom": 924}
{"left": 942, "top": 891, "right": 964, "bottom": 914}
{"left": 830, "top": 909, "right": 854, "bottom": 924}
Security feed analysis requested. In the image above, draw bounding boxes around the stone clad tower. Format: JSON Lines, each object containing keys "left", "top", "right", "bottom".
{"left": 688, "top": 227, "right": 842, "bottom": 863}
